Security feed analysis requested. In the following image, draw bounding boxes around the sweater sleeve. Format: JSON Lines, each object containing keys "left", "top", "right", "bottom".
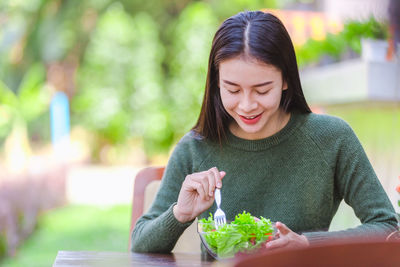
{"left": 304, "top": 121, "right": 398, "bottom": 245}
{"left": 131, "top": 135, "right": 195, "bottom": 253}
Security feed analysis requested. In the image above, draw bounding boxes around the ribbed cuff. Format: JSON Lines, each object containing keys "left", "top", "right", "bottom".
{"left": 160, "top": 203, "right": 195, "bottom": 233}
{"left": 303, "top": 226, "right": 395, "bottom": 246}
{"left": 302, "top": 232, "right": 329, "bottom": 246}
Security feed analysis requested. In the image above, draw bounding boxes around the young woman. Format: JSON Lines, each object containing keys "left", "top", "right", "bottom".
{"left": 131, "top": 10, "right": 397, "bottom": 253}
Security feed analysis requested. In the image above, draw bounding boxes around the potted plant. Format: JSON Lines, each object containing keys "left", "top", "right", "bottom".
{"left": 357, "top": 16, "right": 390, "bottom": 62}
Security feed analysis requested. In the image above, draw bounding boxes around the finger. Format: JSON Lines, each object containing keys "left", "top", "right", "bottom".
{"left": 265, "top": 237, "right": 288, "bottom": 250}
{"left": 206, "top": 169, "right": 216, "bottom": 197}
{"left": 195, "top": 181, "right": 208, "bottom": 201}
{"left": 208, "top": 175, "right": 215, "bottom": 197}
{"left": 209, "top": 167, "right": 223, "bottom": 189}
{"left": 216, "top": 170, "right": 226, "bottom": 188}
{"left": 209, "top": 167, "right": 221, "bottom": 192}
{"left": 190, "top": 174, "right": 211, "bottom": 200}
{"left": 200, "top": 176, "right": 210, "bottom": 200}
{"left": 276, "top": 222, "right": 291, "bottom": 235}
{"left": 188, "top": 180, "right": 207, "bottom": 201}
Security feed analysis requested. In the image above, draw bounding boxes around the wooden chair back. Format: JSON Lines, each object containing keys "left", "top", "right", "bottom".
{"left": 233, "top": 240, "right": 400, "bottom": 267}
{"left": 129, "top": 166, "right": 165, "bottom": 249}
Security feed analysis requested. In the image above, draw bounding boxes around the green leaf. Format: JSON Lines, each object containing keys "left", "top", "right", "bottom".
{"left": 0, "top": 80, "right": 18, "bottom": 108}
{"left": 18, "top": 63, "right": 49, "bottom": 122}
{"left": 201, "top": 211, "right": 274, "bottom": 258}
{"left": 0, "top": 81, "right": 18, "bottom": 138}
{"left": 216, "top": 230, "right": 242, "bottom": 257}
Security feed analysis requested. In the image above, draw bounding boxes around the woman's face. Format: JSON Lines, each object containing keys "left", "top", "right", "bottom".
{"left": 219, "top": 56, "right": 289, "bottom": 140}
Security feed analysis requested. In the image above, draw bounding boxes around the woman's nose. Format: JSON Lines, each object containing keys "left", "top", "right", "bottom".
{"left": 238, "top": 94, "right": 257, "bottom": 112}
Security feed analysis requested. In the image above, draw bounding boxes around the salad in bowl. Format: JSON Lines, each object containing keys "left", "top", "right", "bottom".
{"left": 197, "top": 211, "right": 276, "bottom": 259}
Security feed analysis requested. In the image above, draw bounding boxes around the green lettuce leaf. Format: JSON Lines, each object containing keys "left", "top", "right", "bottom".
{"left": 199, "top": 211, "right": 274, "bottom": 258}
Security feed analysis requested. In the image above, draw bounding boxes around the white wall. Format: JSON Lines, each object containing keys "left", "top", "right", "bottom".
{"left": 323, "top": 0, "right": 390, "bottom": 21}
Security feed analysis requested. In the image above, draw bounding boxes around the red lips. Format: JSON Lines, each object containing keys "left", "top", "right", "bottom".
{"left": 239, "top": 113, "right": 262, "bottom": 124}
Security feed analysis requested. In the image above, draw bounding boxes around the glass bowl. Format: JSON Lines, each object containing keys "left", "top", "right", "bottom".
{"left": 197, "top": 220, "right": 277, "bottom": 260}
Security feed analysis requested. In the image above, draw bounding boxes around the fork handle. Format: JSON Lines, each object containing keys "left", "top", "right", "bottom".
{"left": 215, "top": 188, "right": 221, "bottom": 207}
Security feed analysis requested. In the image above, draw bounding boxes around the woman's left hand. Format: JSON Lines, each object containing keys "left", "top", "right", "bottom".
{"left": 265, "top": 222, "right": 309, "bottom": 250}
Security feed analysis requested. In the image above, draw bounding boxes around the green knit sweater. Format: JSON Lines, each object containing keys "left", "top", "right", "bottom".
{"left": 131, "top": 111, "right": 397, "bottom": 253}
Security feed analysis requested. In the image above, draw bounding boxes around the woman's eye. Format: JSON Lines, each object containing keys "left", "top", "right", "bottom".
{"left": 228, "top": 90, "right": 240, "bottom": 94}
{"left": 257, "top": 90, "right": 269, "bottom": 95}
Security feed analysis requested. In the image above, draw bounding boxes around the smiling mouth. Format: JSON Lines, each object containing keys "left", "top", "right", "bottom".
{"left": 239, "top": 113, "right": 262, "bottom": 124}
{"left": 244, "top": 115, "right": 258, "bottom": 119}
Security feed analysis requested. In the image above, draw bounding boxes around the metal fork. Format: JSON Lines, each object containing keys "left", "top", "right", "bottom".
{"left": 214, "top": 188, "right": 226, "bottom": 229}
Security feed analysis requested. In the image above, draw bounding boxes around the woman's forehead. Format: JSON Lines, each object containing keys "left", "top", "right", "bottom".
{"left": 219, "top": 56, "right": 282, "bottom": 83}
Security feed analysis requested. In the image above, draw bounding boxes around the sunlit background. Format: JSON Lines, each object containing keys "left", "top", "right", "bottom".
{"left": 0, "top": 0, "right": 399, "bottom": 266}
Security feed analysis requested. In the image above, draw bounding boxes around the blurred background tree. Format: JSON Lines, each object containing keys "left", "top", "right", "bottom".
{"left": 0, "top": 0, "right": 279, "bottom": 164}
{"left": 0, "top": 0, "right": 396, "bottom": 166}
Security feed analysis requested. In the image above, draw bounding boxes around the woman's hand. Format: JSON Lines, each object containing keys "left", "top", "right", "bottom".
{"left": 173, "top": 167, "right": 226, "bottom": 223}
{"left": 265, "top": 222, "right": 309, "bottom": 250}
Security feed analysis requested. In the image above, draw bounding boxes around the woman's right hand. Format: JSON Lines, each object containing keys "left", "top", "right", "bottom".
{"left": 173, "top": 167, "right": 226, "bottom": 223}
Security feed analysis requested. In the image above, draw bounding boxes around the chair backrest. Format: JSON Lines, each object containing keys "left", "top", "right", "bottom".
{"left": 129, "top": 166, "right": 165, "bottom": 249}
{"left": 129, "top": 166, "right": 201, "bottom": 253}
{"left": 233, "top": 240, "right": 400, "bottom": 267}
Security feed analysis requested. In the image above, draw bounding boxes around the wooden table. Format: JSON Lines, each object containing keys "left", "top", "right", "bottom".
{"left": 53, "top": 251, "right": 220, "bottom": 267}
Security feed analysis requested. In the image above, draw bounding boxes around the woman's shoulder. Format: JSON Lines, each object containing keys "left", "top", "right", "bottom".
{"left": 177, "top": 130, "right": 206, "bottom": 146}
{"left": 169, "top": 130, "right": 215, "bottom": 167}
{"left": 298, "top": 112, "right": 361, "bottom": 155}
{"left": 174, "top": 130, "right": 214, "bottom": 154}
{"left": 298, "top": 112, "right": 358, "bottom": 148}
{"left": 302, "top": 112, "right": 353, "bottom": 135}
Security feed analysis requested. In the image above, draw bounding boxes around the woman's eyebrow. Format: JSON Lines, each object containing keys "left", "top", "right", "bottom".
{"left": 222, "top": 79, "right": 273, "bottom": 87}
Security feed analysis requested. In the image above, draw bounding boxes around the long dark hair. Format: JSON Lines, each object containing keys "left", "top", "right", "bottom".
{"left": 192, "top": 11, "right": 311, "bottom": 143}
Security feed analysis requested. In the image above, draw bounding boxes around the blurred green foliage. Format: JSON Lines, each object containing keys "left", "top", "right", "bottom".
{"left": 0, "top": 0, "right": 278, "bottom": 159}
{"left": 0, "top": 63, "right": 50, "bottom": 141}
{"left": 1, "top": 204, "right": 130, "bottom": 267}
{"left": 0, "top": 0, "right": 391, "bottom": 159}
{"left": 0, "top": 232, "right": 6, "bottom": 259}
{"left": 296, "top": 16, "right": 389, "bottom": 68}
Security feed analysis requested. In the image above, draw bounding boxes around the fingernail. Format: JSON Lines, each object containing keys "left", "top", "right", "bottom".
{"left": 217, "top": 182, "right": 222, "bottom": 187}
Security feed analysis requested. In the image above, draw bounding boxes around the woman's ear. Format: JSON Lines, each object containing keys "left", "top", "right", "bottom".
{"left": 282, "top": 80, "right": 288, "bottom": 91}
